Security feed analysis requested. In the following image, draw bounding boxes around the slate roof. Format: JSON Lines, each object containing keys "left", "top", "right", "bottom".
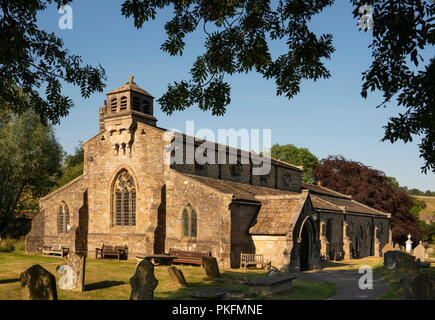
{"left": 182, "top": 173, "right": 389, "bottom": 218}
{"left": 183, "top": 174, "right": 298, "bottom": 202}
{"left": 301, "top": 183, "right": 389, "bottom": 217}
{"left": 249, "top": 195, "right": 307, "bottom": 235}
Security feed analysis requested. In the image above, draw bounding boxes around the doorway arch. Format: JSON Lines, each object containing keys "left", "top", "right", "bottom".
{"left": 299, "top": 219, "right": 314, "bottom": 271}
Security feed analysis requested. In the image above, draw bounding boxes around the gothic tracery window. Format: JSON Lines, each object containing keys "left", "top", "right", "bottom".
{"left": 113, "top": 170, "right": 136, "bottom": 226}
{"left": 182, "top": 205, "right": 197, "bottom": 238}
{"left": 58, "top": 202, "right": 70, "bottom": 233}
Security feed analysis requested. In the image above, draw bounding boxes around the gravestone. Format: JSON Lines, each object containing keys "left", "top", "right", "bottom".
{"left": 202, "top": 256, "right": 221, "bottom": 279}
{"left": 411, "top": 273, "right": 435, "bottom": 300}
{"left": 412, "top": 241, "right": 427, "bottom": 262}
{"left": 130, "top": 259, "right": 158, "bottom": 300}
{"left": 168, "top": 266, "right": 187, "bottom": 288}
{"left": 395, "top": 252, "right": 420, "bottom": 280}
{"left": 57, "top": 253, "right": 86, "bottom": 291}
{"left": 383, "top": 250, "right": 403, "bottom": 269}
{"left": 20, "top": 265, "right": 57, "bottom": 300}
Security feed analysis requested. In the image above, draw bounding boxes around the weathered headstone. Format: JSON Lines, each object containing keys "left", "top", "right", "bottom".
{"left": 57, "top": 253, "right": 86, "bottom": 291}
{"left": 168, "top": 266, "right": 187, "bottom": 288}
{"left": 412, "top": 241, "right": 427, "bottom": 262}
{"left": 395, "top": 252, "right": 420, "bottom": 280}
{"left": 411, "top": 273, "right": 435, "bottom": 300}
{"left": 20, "top": 265, "right": 57, "bottom": 300}
{"left": 383, "top": 250, "right": 403, "bottom": 269}
{"left": 130, "top": 259, "right": 158, "bottom": 300}
{"left": 202, "top": 256, "right": 221, "bottom": 279}
{"left": 395, "top": 253, "right": 419, "bottom": 278}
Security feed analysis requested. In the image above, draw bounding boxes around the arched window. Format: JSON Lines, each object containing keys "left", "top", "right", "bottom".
{"left": 183, "top": 209, "right": 189, "bottom": 237}
{"left": 182, "top": 205, "right": 197, "bottom": 238}
{"left": 113, "top": 169, "right": 136, "bottom": 226}
{"left": 58, "top": 206, "right": 64, "bottom": 233}
{"left": 58, "top": 202, "right": 70, "bottom": 233}
{"left": 120, "top": 96, "right": 128, "bottom": 110}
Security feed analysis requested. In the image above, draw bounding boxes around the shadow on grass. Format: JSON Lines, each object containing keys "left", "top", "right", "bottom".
{"left": 320, "top": 261, "right": 352, "bottom": 269}
{"left": 0, "top": 278, "right": 20, "bottom": 285}
{"left": 85, "top": 280, "right": 126, "bottom": 291}
{"left": 156, "top": 269, "right": 264, "bottom": 300}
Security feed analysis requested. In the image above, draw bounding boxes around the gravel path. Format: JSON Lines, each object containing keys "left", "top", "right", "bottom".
{"left": 294, "top": 269, "right": 390, "bottom": 300}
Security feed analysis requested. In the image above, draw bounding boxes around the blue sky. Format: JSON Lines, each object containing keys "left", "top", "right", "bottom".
{"left": 37, "top": 0, "right": 434, "bottom": 191}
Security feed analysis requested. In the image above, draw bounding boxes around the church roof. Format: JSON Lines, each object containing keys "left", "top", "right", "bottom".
{"left": 107, "top": 76, "right": 154, "bottom": 97}
{"left": 183, "top": 174, "right": 298, "bottom": 202}
{"left": 302, "top": 183, "right": 389, "bottom": 217}
{"left": 183, "top": 173, "right": 389, "bottom": 217}
{"left": 249, "top": 194, "right": 308, "bottom": 235}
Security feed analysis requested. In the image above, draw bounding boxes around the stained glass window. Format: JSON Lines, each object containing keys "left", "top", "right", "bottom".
{"left": 59, "top": 206, "right": 64, "bottom": 233}
{"left": 113, "top": 169, "right": 136, "bottom": 226}
{"left": 183, "top": 209, "right": 189, "bottom": 237}
{"left": 191, "top": 210, "right": 197, "bottom": 237}
{"left": 182, "top": 206, "right": 198, "bottom": 238}
{"left": 65, "top": 205, "right": 70, "bottom": 232}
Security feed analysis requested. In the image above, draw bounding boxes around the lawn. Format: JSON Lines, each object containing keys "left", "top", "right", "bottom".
{"left": 0, "top": 250, "right": 335, "bottom": 300}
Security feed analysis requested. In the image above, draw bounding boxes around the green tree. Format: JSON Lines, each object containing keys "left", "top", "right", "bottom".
{"left": 0, "top": 109, "right": 63, "bottom": 237}
{"left": 56, "top": 143, "right": 84, "bottom": 188}
{"left": 121, "top": 0, "right": 434, "bottom": 173}
{"left": 271, "top": 144, "right": 319, "bottom": 183}
{"left": 0, "top": 0, "right": 106, "bottom": 124}
{"left": 312, "top": 155, "right": 422, "bottom": 244}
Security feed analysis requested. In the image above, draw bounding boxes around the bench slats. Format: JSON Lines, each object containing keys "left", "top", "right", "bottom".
{"left": 169, "top": 249, "right": 212, "bottom": 266}
{"left": 240, "top": 253, "right": 267, "bottom": 269}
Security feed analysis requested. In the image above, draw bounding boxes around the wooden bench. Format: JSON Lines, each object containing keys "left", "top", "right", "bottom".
{"left": 169, "top": 249, "right": 212, "bottom": 266}
{"left": 95, "top": 244, "right": 128, "bottom": 260}
{"left": 240, "top": 253, "right": 268, "bottom": 269}
{"left": 42, "top": 244, "right": 69, "bottom": 257}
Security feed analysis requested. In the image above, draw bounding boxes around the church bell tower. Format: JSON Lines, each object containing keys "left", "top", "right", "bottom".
{"left": 99, "top": 76, "right": 157, "bottom": 155}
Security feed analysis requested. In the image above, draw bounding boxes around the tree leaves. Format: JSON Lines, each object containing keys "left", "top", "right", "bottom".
{"left": 271, "top": 143, "right": 319, "bottom": 183}
{"left": 351, "top": 0, "right": 434, "bottom": 173}
{"left": 0, "top": 109, "right": 63, "bottom": 236}
{"left": 0, "top": 0, "right": 107, "bottom": 124}
{"left": 312, "top": 155, "right": 422, "bottom": 244}
{"left": 121, "top": 0, "right": 335, "bottom": 115}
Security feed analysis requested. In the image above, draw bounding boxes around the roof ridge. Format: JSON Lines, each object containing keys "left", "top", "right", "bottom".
{"left": 310, "top": 194, "right": 345, "bottom": 212}
{"left": 157, "top": 130, "right": 303, "bottom": 172}
{"left": 301, "top": 183, "right": 352, "bottom": 199}
{"left": 39, "top": 174, "right": 84, "bottom": 203}
{"left": 349, "top": 199, "right": 390, "bottom": 216}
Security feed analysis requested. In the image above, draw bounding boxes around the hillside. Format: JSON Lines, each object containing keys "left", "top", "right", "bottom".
{"left": 413, "top": 196, "right": 435, "bottom": 223}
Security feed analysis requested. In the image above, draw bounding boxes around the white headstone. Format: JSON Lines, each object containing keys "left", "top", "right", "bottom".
{"left": 405, "top": 234, "right": 413, "bottom": 253}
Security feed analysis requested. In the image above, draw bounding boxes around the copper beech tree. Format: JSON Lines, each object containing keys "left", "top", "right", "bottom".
{"left": 312, "top": 155, "right": 421, "bottom": 244}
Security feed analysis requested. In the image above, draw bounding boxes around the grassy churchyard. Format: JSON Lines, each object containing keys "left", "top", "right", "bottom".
{"left": 2, "top": 245, "right": 433, "bottom": 300}
{"left": 0, "top": 249, "right": 335, "bottom": 300}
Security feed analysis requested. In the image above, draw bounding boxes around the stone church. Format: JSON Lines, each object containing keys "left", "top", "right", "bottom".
{"left": 26, "top": 77, "right": 391, "bottom": 271}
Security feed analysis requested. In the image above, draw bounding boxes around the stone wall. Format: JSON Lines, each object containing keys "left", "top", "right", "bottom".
{"left": 26, "top": 176, "right": 86, "bottom": 253}
{"left": 229, "top": 203, "right": 259, "bottom": 268}
{"left": 164, "top": 171, "right": 234, "bottom": 268}
{"left": 319, "top": 212, "right": 344, "bottom": 259}
{"left": 83, "top": 121, "right": 167, "bottom": 258}
{"left": 251, "top": 235, "right": 289, "bottom": 269}
{"left": 345, "top": 214, "right": 389, "bottom": 258}
{"left": 170, "top": 140, "right": 302, "bottom": 192}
